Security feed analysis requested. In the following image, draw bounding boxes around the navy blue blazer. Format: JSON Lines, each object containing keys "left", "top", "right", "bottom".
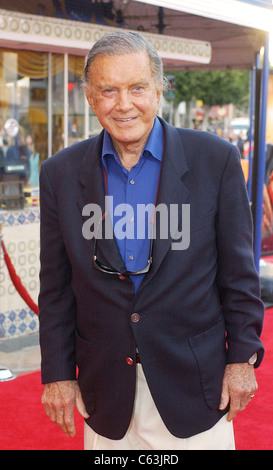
{"left": 39, "top": 118, "right": 264, "bottom": 439}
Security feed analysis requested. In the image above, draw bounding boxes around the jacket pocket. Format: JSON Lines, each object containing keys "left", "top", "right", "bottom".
{"left": 189, "top": 318, "right": 227, "bottom": 410}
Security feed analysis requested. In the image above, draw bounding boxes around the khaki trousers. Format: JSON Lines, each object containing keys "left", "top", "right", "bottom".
{"left": 84, "top": 364, "right": 235, "bottom": 450}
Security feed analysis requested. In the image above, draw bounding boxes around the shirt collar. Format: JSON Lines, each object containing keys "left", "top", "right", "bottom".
{"left": 102, "top": 117, "right": 163, "bottom": 171}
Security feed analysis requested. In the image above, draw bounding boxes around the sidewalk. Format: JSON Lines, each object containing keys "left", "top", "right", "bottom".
{"left": 0, "top": 333, "right": 40, "bottom": 376}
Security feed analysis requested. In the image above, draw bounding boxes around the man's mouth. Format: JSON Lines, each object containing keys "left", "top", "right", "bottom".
{"left": 114, "top": 117, "right": 136, "bottom": 122}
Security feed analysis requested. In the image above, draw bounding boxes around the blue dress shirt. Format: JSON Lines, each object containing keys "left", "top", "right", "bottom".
{"left": 102, "top": 117, "right": 164, "bottom": 291}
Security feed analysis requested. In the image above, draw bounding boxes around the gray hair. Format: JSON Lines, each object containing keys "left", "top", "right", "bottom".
{"left": 82, "top": 31, "right": 164, "bottom": 91}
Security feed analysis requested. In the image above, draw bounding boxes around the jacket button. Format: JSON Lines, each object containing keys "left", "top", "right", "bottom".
{"left": 126, "top": 357, "right": 134, "bottom": 366}
{"left": 131, "top": 313, "right": 140, "bottom": 323}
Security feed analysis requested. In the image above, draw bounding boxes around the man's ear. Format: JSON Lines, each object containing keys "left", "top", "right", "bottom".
{"left": 84, "top": 87, "right": 96, "bottom": 113}
{"left": 156, "top": 85, "right": 163, "bottom": 104}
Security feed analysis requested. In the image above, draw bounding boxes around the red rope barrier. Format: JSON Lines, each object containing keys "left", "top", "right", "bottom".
{"left": 0, "top": 238, "right": 39, "bottom": 315}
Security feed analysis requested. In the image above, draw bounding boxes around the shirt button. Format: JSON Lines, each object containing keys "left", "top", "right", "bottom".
{"left": 129, "top": 179, "right": 135, "bottom": 185}
{"left": 131, "top": 313, "right": 140, "bottom": 323}
{"left": 126, "top": 357, "right": 134, "bottom": 366}
{"left": 129, "top": 255, "right": 134, "bottom": 261}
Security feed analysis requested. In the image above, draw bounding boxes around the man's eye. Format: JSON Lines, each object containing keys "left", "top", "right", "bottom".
{"left": 102, "top": 88, "right": 115, "bottom": 96}
{"left": 131, "top": 86, "right": 144, "bottom": 94}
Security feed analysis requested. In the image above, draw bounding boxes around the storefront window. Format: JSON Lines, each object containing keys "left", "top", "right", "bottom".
{"left": 0, "top": 49, "right": 103, "bottom": 211}
{"left": 52, "top": 54, "right": 65, "bottom": 155}
{"left": 0, "top": 49, "right": 48, "bottom": 210}
{"left": 68, "top": 55, "right": 86, "bottom": 146}
{"left": 68, "top": 54, "right": 102, "bottom": 142}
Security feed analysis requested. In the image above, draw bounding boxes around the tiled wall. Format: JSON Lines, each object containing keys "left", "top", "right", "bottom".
{"left": 0, "top": 208, "right": 40, "bottom": 338}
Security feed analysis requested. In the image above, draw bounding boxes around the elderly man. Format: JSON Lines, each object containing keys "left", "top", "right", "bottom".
{"left": 39, "top": 31, "right": 264, "bottom": 450}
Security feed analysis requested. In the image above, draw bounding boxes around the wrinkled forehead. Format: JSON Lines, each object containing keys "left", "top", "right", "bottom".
{"left": 87, "top": 51, "right": 161, "bottom": 91}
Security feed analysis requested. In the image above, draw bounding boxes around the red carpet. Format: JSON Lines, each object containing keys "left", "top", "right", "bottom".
{"left": 0, "top": 370, "right": 84, "bottom": 450}
{"left": 0, "top": 309, "right": 272, "bottom": 450}
{"left": 233, "top": 307, "right": 273, "bottom": 450}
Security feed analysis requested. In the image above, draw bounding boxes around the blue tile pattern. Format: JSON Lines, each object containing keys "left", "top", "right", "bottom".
{"left": 0, "top": 208, "right": 40, "bottom": 339}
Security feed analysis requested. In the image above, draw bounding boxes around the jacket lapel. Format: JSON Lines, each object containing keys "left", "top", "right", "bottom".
{"left": 78, "top": 132, "right": 127, "bottom": 274}
{"left": 78, "top": 132, "right": 105, "bottom": 212}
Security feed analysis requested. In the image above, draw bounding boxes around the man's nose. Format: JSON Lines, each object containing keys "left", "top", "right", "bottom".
{"left": 115, "top": 91, "right": 133, "bottom": 112}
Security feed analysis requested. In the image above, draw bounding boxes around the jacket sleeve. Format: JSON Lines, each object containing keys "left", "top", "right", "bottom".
{"left": 38, "top": 162, "right": 77, "bottom": 384}
{"left": 216, "top": 144, "right": 265, "bottom": 367}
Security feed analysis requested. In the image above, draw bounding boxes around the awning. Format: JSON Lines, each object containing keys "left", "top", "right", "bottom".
{"left": 129, "top": 0, "right": 271, "bottom": 70}
{"left": 133, "top": 0, "right": 273, "bottom": 31}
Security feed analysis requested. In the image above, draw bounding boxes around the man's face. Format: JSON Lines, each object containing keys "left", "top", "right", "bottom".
{"left": 85, "top": 52, "right": 162, "bottom": 150}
